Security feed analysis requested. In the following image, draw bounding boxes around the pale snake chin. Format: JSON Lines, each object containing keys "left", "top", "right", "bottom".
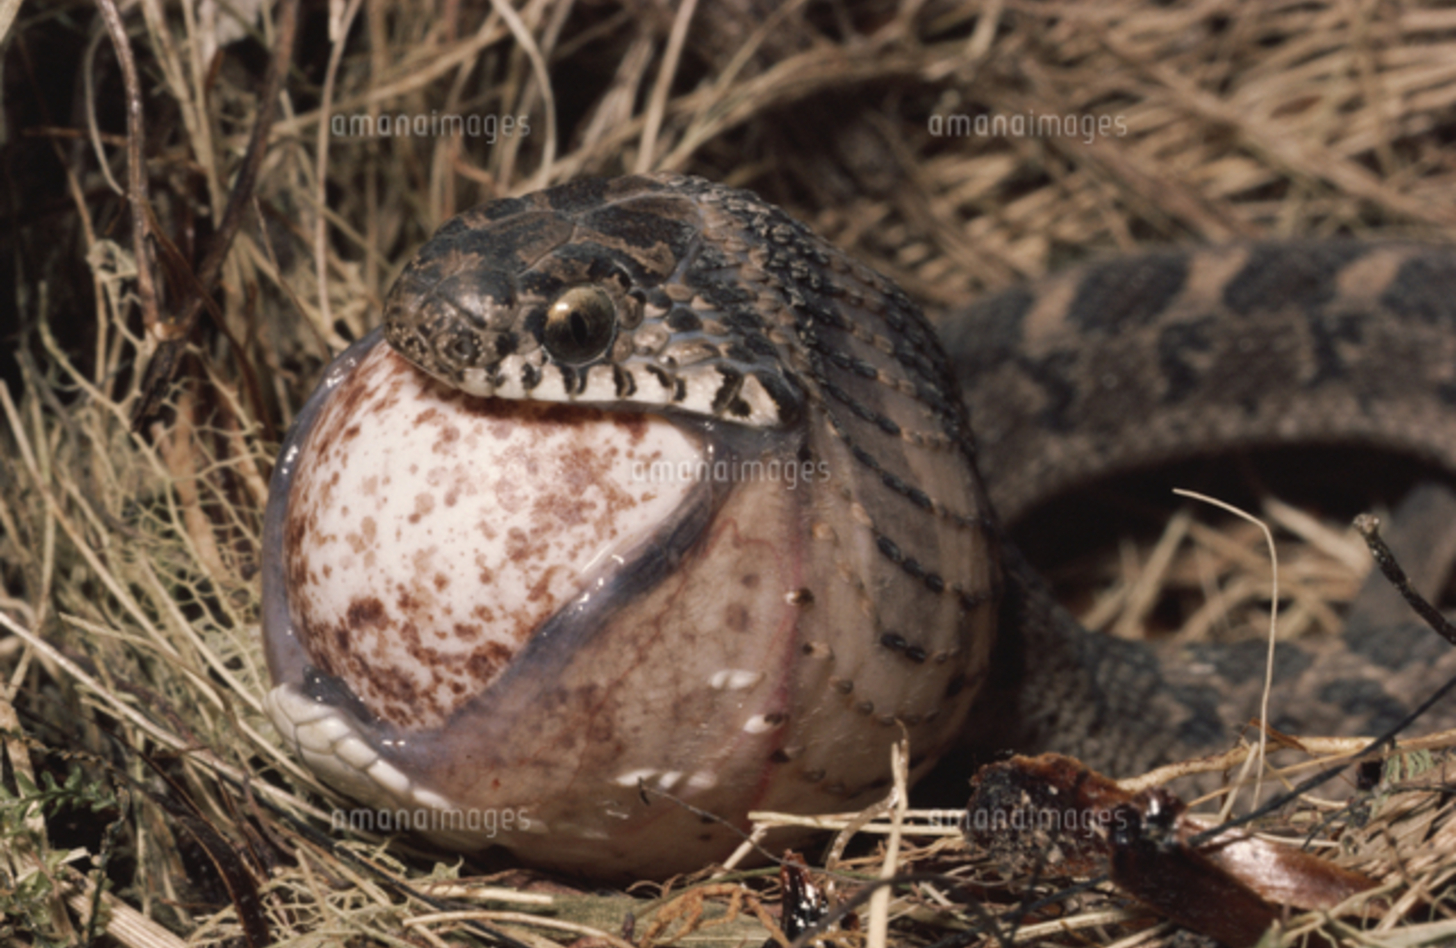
{"left": 260, "top": 173, "right": 1456, "bottom": 879}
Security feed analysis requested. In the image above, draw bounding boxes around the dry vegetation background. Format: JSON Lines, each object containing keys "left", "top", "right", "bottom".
{"left": 2, "top": 0, "right": 1456, "bottom": 945}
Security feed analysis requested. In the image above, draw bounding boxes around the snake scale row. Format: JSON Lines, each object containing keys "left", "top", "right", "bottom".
{"left": 264, "top": 172, "right": 1456, "bottom": 877}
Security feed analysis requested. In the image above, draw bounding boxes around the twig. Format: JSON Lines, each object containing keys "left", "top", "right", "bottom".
{"left": 130, "top": 0, "right": 302, "bottom": 430}
{"left": 1353, "top": 513, "right": 1456, "bottom": 647}
{"left": 95, "top": 0, "right": 160, "bottom": 354}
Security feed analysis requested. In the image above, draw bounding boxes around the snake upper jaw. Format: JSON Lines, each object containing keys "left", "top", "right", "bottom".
{"left": 382, "top": 243, "right": 532, "bottom": 394}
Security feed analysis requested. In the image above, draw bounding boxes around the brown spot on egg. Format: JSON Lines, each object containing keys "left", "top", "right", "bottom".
{"left": 409, "top": 492, "right": 435, "bottom": 523}
{"left": 533, "top": 484, "right": 596, "bottom": 528}
{"left": 505, "top": 526, "right": 543, "bottom": 563}
{"left": 398, "top": 619, "right": 422, "bottom": 652}
{"left": 466, "top": 641, "right": 514, "bottom": 682}
{"left": 725, "top": 602, "right": 749, "bottom": 632}
{"left": 329, "top": 367, "right": 371, "bottom": 421}
{"left": 526, "top": 567, "right": 561, "bottom": 604}
{"left": 347, "top": 596, "right": 386, "bottom": 628}
{"left": 433, "top": 424, "right": 460, "bottom": 453}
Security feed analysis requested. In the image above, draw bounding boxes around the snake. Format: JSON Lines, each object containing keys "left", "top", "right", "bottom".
{"left": 261, "top": 172, "right": 1456, "bottom": 879}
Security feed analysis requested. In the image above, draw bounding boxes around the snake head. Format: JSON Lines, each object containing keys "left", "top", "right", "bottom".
{"left": 383, "top": 174, "right": 804, "bottom": 427}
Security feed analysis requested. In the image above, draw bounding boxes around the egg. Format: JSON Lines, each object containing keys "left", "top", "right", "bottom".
{"left": 261, "top": 330, "right": 838, "bottom": 877}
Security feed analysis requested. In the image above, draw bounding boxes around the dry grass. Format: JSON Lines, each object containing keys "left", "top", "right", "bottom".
{"left": 2, "top": 0, "right": 1456, "bottom": 945}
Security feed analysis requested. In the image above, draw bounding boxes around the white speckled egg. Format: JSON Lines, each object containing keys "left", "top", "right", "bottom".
{"left": 279, "top": 331, "right": 701, "bottom": 730}
{"left": 262, "top": 330, "right": 831, "bottom": 878}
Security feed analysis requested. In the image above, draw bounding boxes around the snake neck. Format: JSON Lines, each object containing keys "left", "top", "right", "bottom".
{"left": 961, "top": 544, "right": 1184, "bottom": 775}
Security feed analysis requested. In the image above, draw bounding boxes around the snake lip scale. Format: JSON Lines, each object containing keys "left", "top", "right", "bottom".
{"left": 262, "top": 172, "right": 1456, "bottom": 878}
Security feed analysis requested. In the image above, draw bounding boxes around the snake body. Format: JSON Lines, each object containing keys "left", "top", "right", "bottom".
{"left": 262, "top": 173, "right": 1456, "bottom": 877}
{"left": 950, "top": 238, "right": 1456, "bottom": 775}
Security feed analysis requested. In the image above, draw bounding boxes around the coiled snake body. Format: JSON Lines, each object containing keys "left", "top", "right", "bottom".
{"left": 262, "top": 173, "right": 1456, "bottom": 877}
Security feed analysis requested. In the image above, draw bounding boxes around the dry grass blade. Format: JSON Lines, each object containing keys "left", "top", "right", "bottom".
{"left": 4, "top": 0, "right": 1456, "bottom": 945}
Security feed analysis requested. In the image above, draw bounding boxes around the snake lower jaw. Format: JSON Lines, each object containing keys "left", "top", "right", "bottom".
{"left": 453, "top": 365, "right": 496, "bottom": 396}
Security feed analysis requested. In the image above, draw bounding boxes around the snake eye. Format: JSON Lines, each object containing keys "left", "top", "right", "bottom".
{"left": 542, "top": 286, "right": 617, "bottom": 365}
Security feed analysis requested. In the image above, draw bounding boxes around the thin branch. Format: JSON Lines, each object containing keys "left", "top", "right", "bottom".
{"left": 1354, "top": 513, "right": 1456, "bottom": 647}
{"left": 130, "top": 0, "right": 302, "bottom": 430}
{"left": 95, "top": 0, "right": 160, "bottom": 348}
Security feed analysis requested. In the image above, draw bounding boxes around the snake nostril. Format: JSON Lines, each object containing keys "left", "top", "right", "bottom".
{"left": 439, "top": 330, "right": 480, "bottom": 366}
